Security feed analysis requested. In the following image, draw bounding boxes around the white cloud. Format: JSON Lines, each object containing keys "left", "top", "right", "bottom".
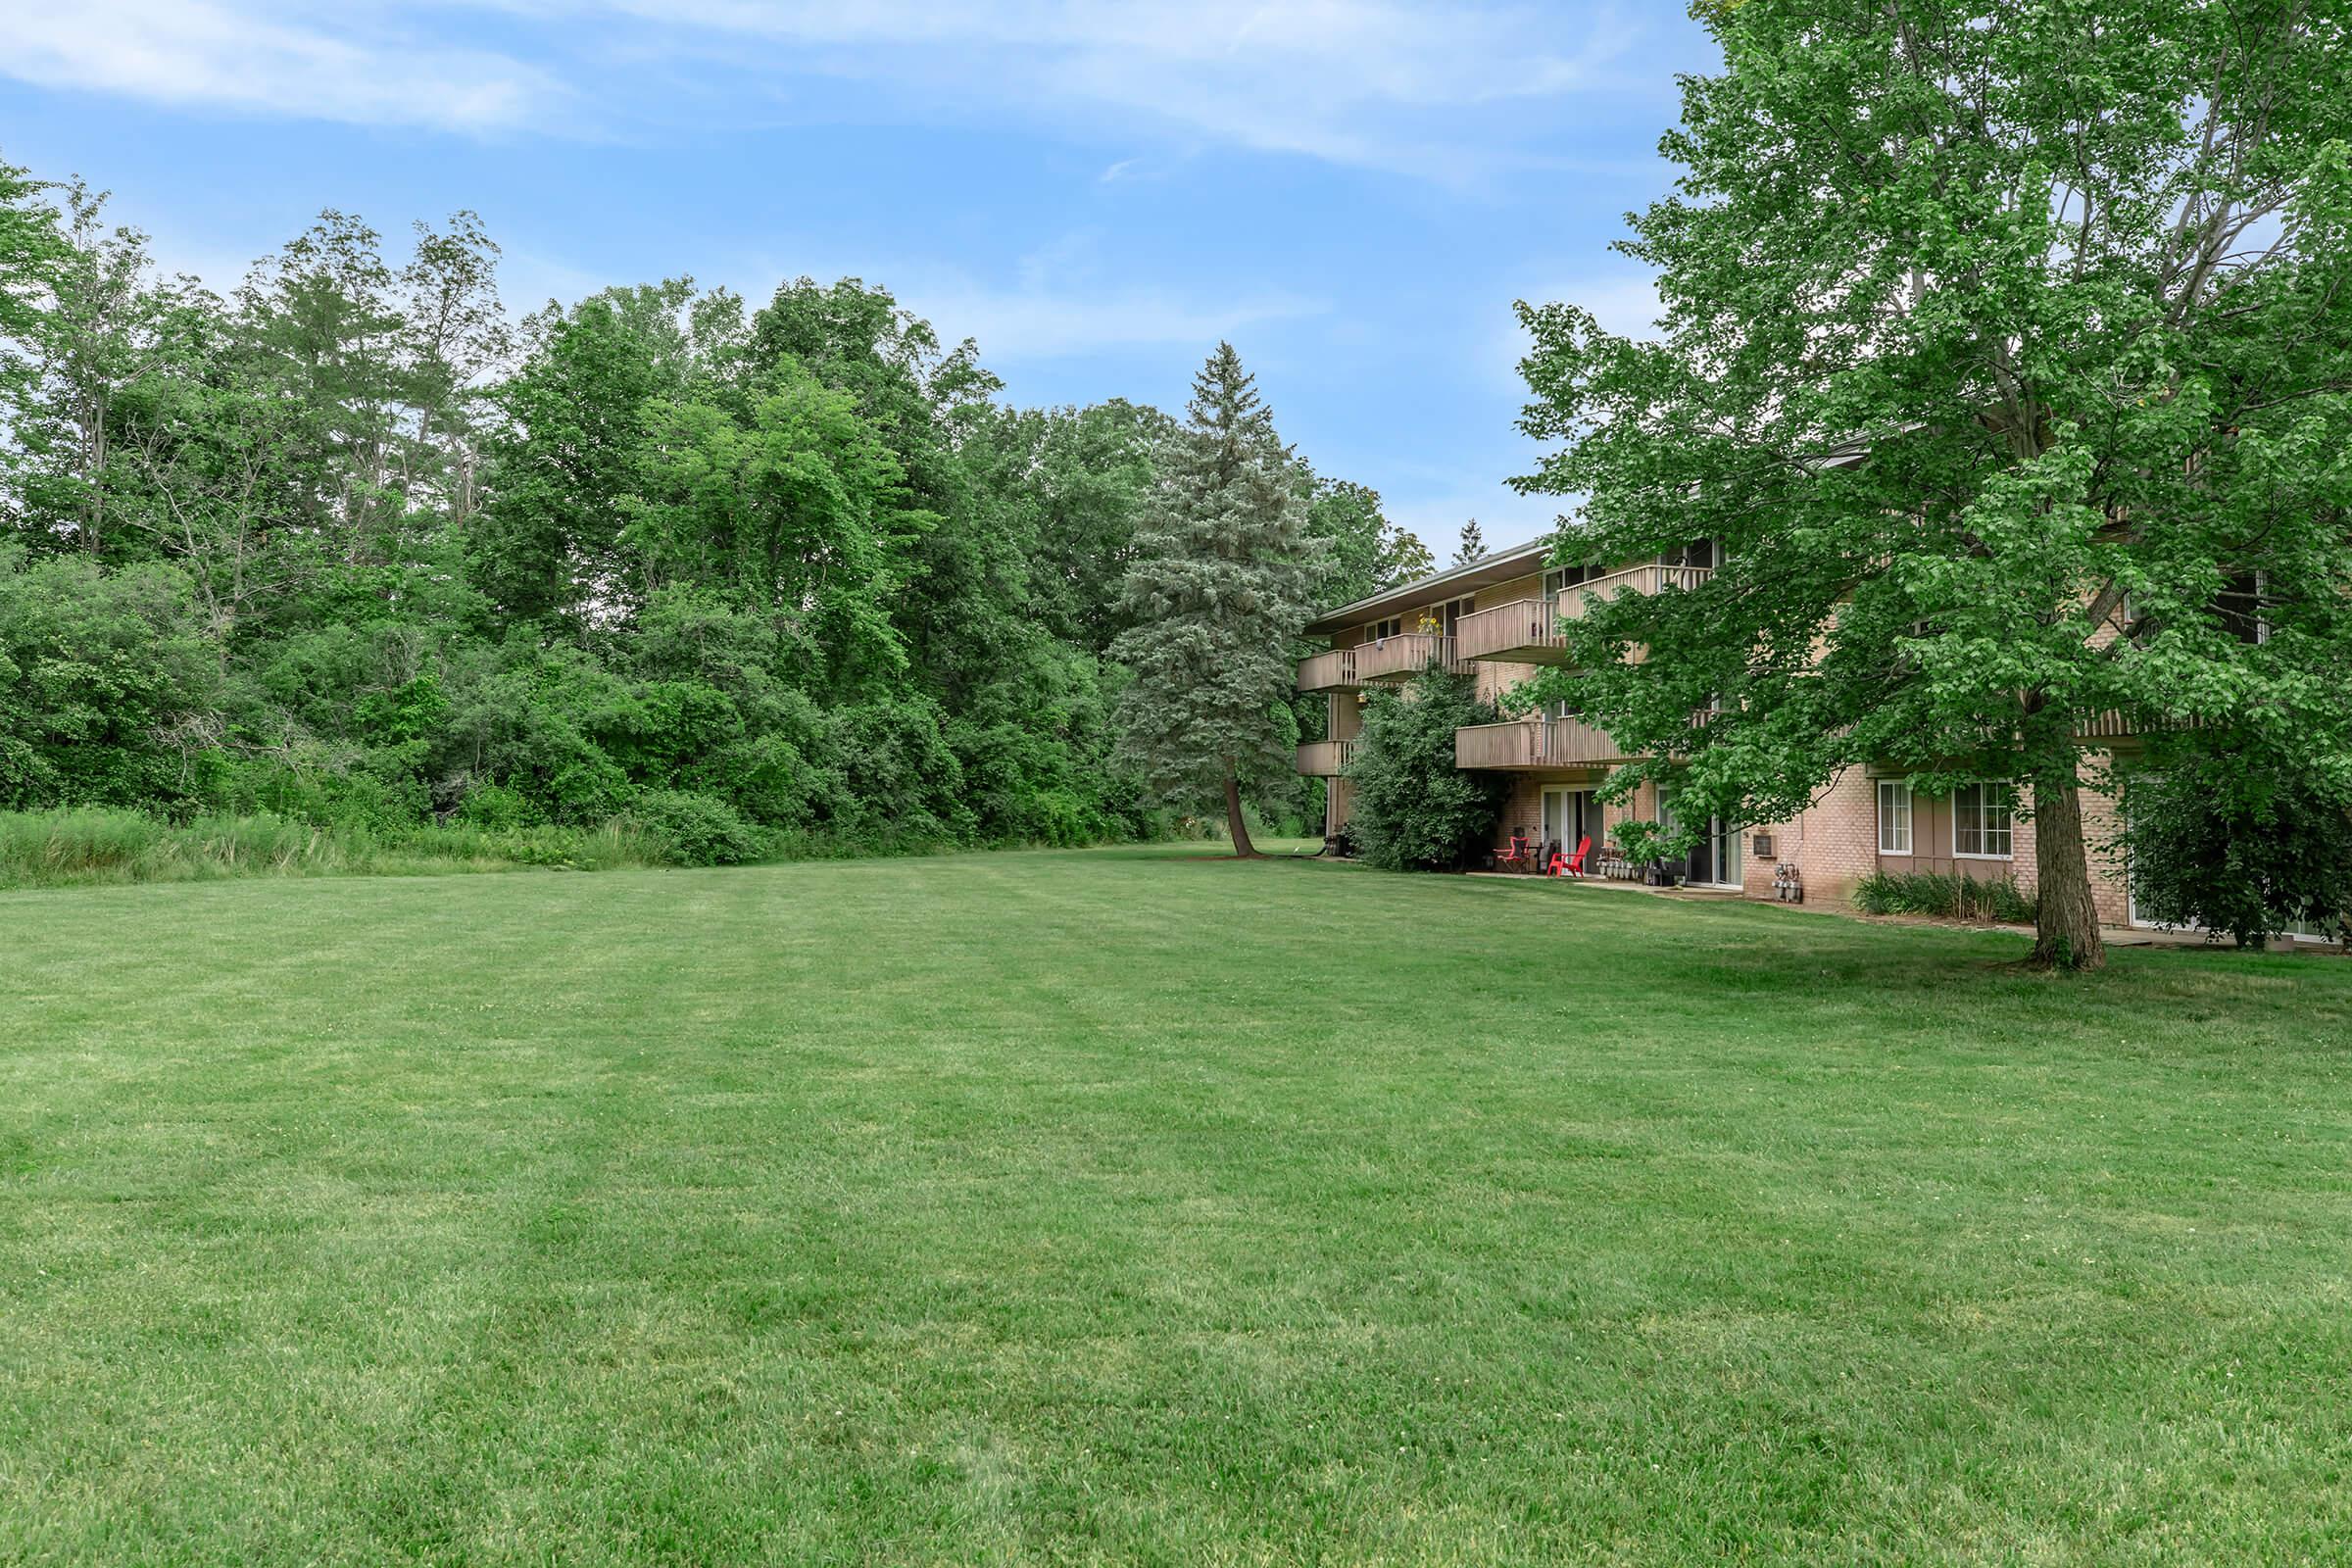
{"left": 0, "top": 1, "right": 1655, "bottom": 177}
{"left": 588, "top": 1, "right": 1646, "bottom": 177}
{"left": 0, "top": 0, "right": 563, "bottom": 133}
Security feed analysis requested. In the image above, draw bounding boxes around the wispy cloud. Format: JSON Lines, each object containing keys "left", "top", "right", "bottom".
{"left": 0, "top": 1, "right": 1653, "bottom": 177}
{"left": 590, "top": 1, "right": 1647, "bottom": 178}
{"left": 0, "top": 0, "right": 564, "bottom": 133}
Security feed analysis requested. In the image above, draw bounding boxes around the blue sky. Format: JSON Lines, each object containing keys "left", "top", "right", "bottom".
{"left": 0, "top": 1, "right": 1716, "bottom": 556}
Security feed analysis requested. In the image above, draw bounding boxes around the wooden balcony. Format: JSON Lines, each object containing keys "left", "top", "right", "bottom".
{"left": 1352, "top": 632, "right": 1463, "bottom": 682}
{"left": 1296, "top": 738, "right": 1359, "bottom": 775}
{"left": 1296, "top": 647, "right": 1359, "bottom": 691}
{"left": 1558, "top": 563, "right": 1713, "bottom": 621}
{"left": 1454, "top": 718, "right": 1632, "bottom": 770}
{"left": 2074, "top": 709, "right": 2201, "bottom": 742}
{"left": 1455, "top": 596, "right": 1572, "bottom": 664}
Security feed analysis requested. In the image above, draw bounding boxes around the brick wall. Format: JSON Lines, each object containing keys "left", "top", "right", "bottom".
{"left": 1474, "top": 661, "right": 1538, "bottom": 706}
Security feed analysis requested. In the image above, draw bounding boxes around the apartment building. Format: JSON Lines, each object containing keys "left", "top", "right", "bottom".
{"left": 1296, "top": 541, "right": 2144, "bottom": 922}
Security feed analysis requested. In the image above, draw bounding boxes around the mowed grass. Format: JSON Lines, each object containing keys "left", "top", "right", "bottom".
{"left": 4, "top": 847, "right": 2350, "bottom": 1566}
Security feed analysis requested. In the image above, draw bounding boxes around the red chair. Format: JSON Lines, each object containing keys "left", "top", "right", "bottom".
{"left": 1495, "top": 834, "right": 1534, "bottom": 873}
{"left": 1563, "top": 835, "right": 1592, "bottom": 877}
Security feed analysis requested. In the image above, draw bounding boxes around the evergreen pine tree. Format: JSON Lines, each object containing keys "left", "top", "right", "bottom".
{"left": 1452, "top": 518, "right": 1484, "bottom": 565}
{"left": 1110, "top": 343, "right": 1320, "bottom": 857}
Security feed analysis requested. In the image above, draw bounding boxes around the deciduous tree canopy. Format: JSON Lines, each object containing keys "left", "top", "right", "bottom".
{"left": 0, "top": 156, "right": 1404, "bottom": 858}
{"left": 1516, "top": 0, "right": 2352, "bottom": 968}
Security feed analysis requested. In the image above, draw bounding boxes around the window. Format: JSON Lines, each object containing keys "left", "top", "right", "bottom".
{"left": 1953, "top": 783, "right": 2013, "bottom": 858}
{"left": 1877, "top": 781, "right": 1912, "bottom": 855}
{"left": 1367, "top": 615, "right": 1401, "bottom": 641}
{"left": 2214, "top": 569, "right": 2268, "bottom": 645}
{"left": 1543, "top": 564, "right": 1588, "bottom": 595}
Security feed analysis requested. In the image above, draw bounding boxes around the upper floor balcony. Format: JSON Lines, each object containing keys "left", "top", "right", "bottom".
{"left": 1352, "top": 631, "right": 1465, "bottom": 683}
{"left": 1296, "top": 647, "right": 1358, "bottom": 692}
{"left": 1296, "top": 738, "right": 1359, "bottom": 776}
{"left": 1453, "top": 717, "right": 1634, "bottom": 770}
{"left": 1452, "top": 564, "right": 1717, "bottom": 666}
{"left": 1455, "top": 597, "right": 1570, "bottom": 664}
{"left": 1557, "top": 563, "right": 1714, "bottom": 622}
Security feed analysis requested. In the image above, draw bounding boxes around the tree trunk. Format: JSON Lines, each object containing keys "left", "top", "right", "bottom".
{"left": 2031, "top": 771, "right": 2105, "bottom": 971}
{"left": 1222, "top": 759, "right": 1259, "bottom": 858}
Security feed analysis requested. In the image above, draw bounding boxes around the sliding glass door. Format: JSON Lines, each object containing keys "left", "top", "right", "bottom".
{"left": 1541, "top": 788, "right": 1597, "bottom": 857}
{"left": 1661, "top": 792, "right": 1740, "bottom": 887}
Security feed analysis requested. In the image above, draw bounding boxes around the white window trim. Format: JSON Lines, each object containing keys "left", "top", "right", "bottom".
{"left": 1952, "top": 783, "right": 2015, "bottom": 861}
{"left": 1877, "top": 780, "right": 1913, "bottom": 857}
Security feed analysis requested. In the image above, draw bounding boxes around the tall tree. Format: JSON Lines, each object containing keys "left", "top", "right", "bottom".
{"left": 238, "top": 211, "right": 409, "bottom": 562}
{"left": 1515, "top": 0, "right": 2352, "bottom": 969}
{"left": 0, "top": 157, "right": 62, "bottom": 499}
{"left": 1303, "top": 471, "right": 1432, "bottom": 608}
{"left": 1111, "top": 343, "right": 1321, "bottom": 856}
{"left": 1452, "top": 517, "right": 1485, "bottom": 565}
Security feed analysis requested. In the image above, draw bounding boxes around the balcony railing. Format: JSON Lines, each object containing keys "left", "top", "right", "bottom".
{"left": 1558, "top": 563, "right": 1713, "bottom": 621}
{"left": 1455, "top": 597, "right": 1570, "bottom": 664}
{"left": 2074, "top": 709, "right": 2204, "bottom": 742}
{"left": 1296, "top": 647, "right": 1358, "bottom": 691}
{"left": 1352, "top": 631, "right": 1464, "bottom": 682}
{"left": 1296, "top": 738, "right": 1359, "bottom": 775}
{"left": 1453, "top": 718, "right": 1632, "bottom": 770}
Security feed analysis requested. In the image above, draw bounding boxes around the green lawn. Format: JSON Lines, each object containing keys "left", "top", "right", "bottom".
{"left": 5, "top": 847, "right": 2350, "bottom": 1565}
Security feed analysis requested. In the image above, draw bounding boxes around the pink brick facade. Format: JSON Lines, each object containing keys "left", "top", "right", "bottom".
{"left": 1302, "top": 541, "right": 2143, "bottom": 924}
{"left": 1466, "top": 766, "right": 2136, "bottom": 918}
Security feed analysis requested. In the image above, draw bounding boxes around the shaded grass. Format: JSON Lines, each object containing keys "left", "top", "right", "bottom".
{"left": 2, "top": 849, "right": 2349, "bottom": 1564}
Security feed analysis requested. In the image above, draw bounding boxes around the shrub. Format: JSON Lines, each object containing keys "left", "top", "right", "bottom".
{"left": 454, "top": 780, "right": 533, "bottom": 831}
{"left": 2121, "top": 757, "right": 2352, "bottom": 949}
{"left": 1345, "top": 668, "right": 1509, "bottom": 871}
{"left": 1855, "top": 868, "right": 2037, "bottom": 924}
{"left": 624, "top": 789, "right": 767, "bottom": 866}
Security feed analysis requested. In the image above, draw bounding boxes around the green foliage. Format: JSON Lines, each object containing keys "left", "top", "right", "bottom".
{"left": 1, "top": 170, "right": 1376, "bottom": 864}
{"left": 1452, "top": 518, "right": 1485, "bottom": 565}
{"left": 1302, "top": 471, "right": 1431, "bottom": 610}
{"left": 0, "top": 547, "right": 224, "bottom": 810}
{"left": 0, "top": 806, "right": 660, "bottom": 888}
{"left": 1515, "top": 1, "right": 2352, "bottom": 968}
{"left": 2122, "top": 754, "right": 2352, "bottom": 949}
{"left": 1855, "top": 869, "right": 2037, "bottom": 926}
{"left": 623, "top": 788, "right": 767, "bottom": 867}
{"left": 1345, "top": 668, "right": 1509, "bottom": 871}
{"left": 1110, "top": 343, "right": 1322, "bottom": 838}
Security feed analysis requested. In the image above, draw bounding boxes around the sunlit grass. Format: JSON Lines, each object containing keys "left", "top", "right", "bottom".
{"left": 3, "top": 847, "right": 2348, "bottom": 1563}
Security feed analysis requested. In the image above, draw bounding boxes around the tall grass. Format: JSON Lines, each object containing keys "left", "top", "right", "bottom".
{"left": 0, "top": 808, "right": 665, "bottom": 890}
{"left": 1854, "top": 867, "right": 2038, "bottom": 924}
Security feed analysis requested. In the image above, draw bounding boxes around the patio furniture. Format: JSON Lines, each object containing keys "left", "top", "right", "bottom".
{"left": 1562, "top": 835, "right": 1592, "bottom": 877}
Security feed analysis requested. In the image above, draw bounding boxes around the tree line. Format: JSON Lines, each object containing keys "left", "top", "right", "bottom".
{"left": 0, "top": 155, "right": 1431, "bottom": 862}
